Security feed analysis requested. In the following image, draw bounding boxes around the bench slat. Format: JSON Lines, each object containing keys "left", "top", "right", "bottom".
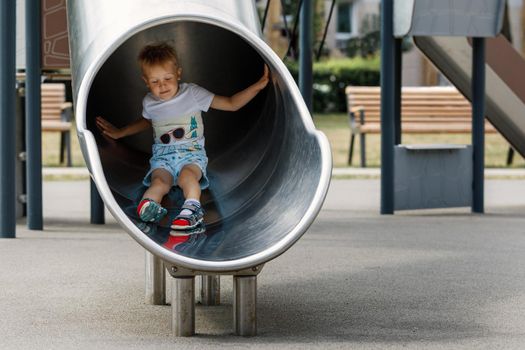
{"left": 360, "top": 123, "right": 497, "bottom": 134}
{"left": 42, "top": 120, "right": 72, "bottom": 131}
{"left": 346, "top": 86, "right": 495, "bottom": 133}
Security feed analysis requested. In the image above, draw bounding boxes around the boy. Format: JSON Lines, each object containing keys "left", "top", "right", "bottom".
{"left": 96, "top": 42, "right": 269, "bottom": 231}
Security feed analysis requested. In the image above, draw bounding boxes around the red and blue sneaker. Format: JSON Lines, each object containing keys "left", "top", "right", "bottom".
{"left": 137, "top": 198, "right": 167, "bottom": 223}
{"left": 171, "top": 201, "right": 204, "bottom": 230}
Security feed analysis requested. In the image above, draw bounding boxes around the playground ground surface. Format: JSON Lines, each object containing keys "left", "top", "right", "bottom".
{"left": 1, "top": 174, "right": 525, "bottom": 349}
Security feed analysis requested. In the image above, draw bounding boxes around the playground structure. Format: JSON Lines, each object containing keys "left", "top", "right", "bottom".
{"left": 67, "top": 0, "right": 331, "bottom": 336}
{"left": 379, "top": 0, "right": 525, "bottom": 214}
{"left": 1, "top": 0, "right": 525, "bottom": 339}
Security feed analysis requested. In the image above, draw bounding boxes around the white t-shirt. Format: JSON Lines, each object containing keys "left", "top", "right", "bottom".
{"left": 142, "top": 83, "right": 214, "bottom": 145}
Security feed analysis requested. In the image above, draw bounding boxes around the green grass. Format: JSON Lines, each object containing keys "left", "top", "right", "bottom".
{"left": 313, "top": 113, "right": 525, "bottom": 168}
{"left": 42, "top": 116, "right": 525, "bottom": 169}
{"left": 42, "top": 127, "right": 85, "bottom": 167}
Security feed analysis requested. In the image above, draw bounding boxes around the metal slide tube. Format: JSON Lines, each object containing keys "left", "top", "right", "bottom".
{"left": 0, "top": 0, "right": 17, "bottom": 238}
{"left": 67, "top": 0, "right": 331, "bottom": 272}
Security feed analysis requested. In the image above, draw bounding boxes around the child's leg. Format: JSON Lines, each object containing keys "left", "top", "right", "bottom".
{"left": 172, "top": 164, "right": 204, "bottom": 229}
{"left": 138, "top": 168, "right": 173, "bottom": 222}
{"left": 176, "top": 164, "right": 202, "bottom": 201}
{"left": 143, "top": 168, "right": 174, "bottom": 203}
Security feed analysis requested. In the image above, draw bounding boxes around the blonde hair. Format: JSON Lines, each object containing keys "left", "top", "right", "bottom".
{"left": 138, "top": 42, "right": 179, "bottom": 70}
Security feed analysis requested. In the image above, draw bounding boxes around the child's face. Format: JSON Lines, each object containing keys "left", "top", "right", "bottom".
{"left": 142, "top": 61, "right": 182, "bottom": 101}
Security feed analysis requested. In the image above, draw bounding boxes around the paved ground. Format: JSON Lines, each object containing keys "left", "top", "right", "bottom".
{"left": 1, "top": 178, "right": 525, "bottom": 349}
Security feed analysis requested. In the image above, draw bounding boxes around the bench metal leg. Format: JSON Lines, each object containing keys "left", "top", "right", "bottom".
{"left": 65, "top": 131, "right": 72, "bottom": 167}
{"left": 348, "top": 133, "right": 355, "bottom": 165}
{"left": 199, "top": 275, "right": 220, "bottom": 306}
{"left": 171, "top": 276, "right": 195, "bottom": 336}
{"left": 145, "top": 251, "right": 166, "bottom": 305}
{"left": 59, "top": 130, "right": 72, "bottom": 167}
{"left": 60, "top": 132, "right": 65, "bottom": 164}
{"left": 506, "top": 147, "right": 514, "bottom": 166}
{"left": 360, "top": 133, "right": 367, "bottom": 168}
{"left": 233, "top": 275, "right": 257, "bottom": 336}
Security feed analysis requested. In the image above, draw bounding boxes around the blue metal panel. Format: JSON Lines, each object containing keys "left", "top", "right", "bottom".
{"left": 394, "top": 145, "right": 473, "bottom": 211}
{"left": 395, "top": 0, "right": 505, "bottom": 37}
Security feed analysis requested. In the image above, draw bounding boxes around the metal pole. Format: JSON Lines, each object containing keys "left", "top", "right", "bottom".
{"left": 394, "top": 38, "right": 402, "bottom": 145}
{"left": 284, "top": 0, "right": 303, "bottom": 60}
{"left": 145, "top": 252, "right": 166, "bottom": 305}
{"left": 233, "top": 275, "right": 257, "bottom": 336}
{"left": 199, "top": 275, "right": 220, "bottom": 306}
{"left": 299, "top": 0, "right": 313, "bottom": 112}
{"left": 260, "top": 0, "right": 271, "bottom": 32}
{"left": 171, "top": 276, "right": 195, "bottom": 337}
{"left": 316, "top": 0, "right": 336, "bottom": 61}
{"left": 90, "top": 179, "right": 105, "bottom": 224}
{"left": 26, "top": 0, "right": 43, "bottom": 230}
{"left": 380, "top": 0, "right": 395, "bottom": 214}
{"left": 0, "top": 0, "right": 17, "bottom": 237}
{"left": 472, "top": 37, "right": 485, "bottom": 213}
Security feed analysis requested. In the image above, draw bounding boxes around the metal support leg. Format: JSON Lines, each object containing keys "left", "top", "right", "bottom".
{"left": 472, "top": 37, "right": 485, "bottom": 213}
{"left": 90, "top": 179, "right": 105, "bottom": 224}
{"left": 171, "top": 276, "right": 195, "bottom": 337}
{"left": 394, "top": 38, "right": 403, "bottom": 146}
{"left": 0, "top": 0, "right": 17, "bottom": 237}
{"left": 25, "top": 0, "right": 43, "bottom": 230}
{"left": 165, "top": 271, "right": 172, "bottom": 305}
{"left": 199, "top": 275, "right": 220, "bottom": 306}
{"left": 233, "top": 275, "right": 257, "bottom": 336}
{"left": 380, "top": 0, "right": 395, "bottom": 214}
{"left": 145, "top": 252, "right": 166, "bottom": 305}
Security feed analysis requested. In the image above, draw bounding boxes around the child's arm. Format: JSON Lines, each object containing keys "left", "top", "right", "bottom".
{"left": 210, "top": 65, "right": 269, "bottom": 112}
{"left": 96, "top": 116, "right": 151, "bottom": 139}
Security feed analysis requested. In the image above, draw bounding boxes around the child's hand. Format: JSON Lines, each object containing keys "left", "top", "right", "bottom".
{"left": 96, "top": 116, "right": 123, "bottom": 139}
{"left": 256, "top": 65, "right": 270, "bottom": 90}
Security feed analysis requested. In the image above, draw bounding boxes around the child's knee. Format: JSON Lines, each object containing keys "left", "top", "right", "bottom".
{"left": 180, "top": 165, "right": 202, "bottom": 181}
{"left": 151, "top": 170, "right": 173, "bottom": 189}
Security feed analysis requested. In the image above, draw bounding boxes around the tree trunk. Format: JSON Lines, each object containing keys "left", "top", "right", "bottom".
{"left": 265, "top": 0, "right": 287, "bottom": 57}
{"left": 522, "top": 0, "right": 525, "bottom": 55}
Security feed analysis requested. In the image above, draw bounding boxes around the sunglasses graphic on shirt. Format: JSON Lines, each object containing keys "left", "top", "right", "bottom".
{"left": 159, "top": 127, "right": 198, "bottom": 144}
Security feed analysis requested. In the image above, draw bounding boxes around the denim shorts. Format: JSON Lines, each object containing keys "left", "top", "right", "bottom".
{"left": 143, "top": 142, "right": 209, "bottom": 190}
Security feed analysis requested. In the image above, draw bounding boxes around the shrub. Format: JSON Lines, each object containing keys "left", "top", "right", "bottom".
{"left": 285, "top": 56, "right": 380, "bottom": 112}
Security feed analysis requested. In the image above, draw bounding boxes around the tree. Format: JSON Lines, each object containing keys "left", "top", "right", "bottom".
{"left": 281, "top": 0, "right": 324, "bottom": 60}
{"left": 522, "top": 0, "right": 525, "bottom": 55}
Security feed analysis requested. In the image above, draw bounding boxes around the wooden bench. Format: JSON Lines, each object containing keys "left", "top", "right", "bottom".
{"left": 345, "top": 86, "right": 500, "bottom": 167}
{"left": 41, "top": 83, "right": 73, "bottom": 166}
